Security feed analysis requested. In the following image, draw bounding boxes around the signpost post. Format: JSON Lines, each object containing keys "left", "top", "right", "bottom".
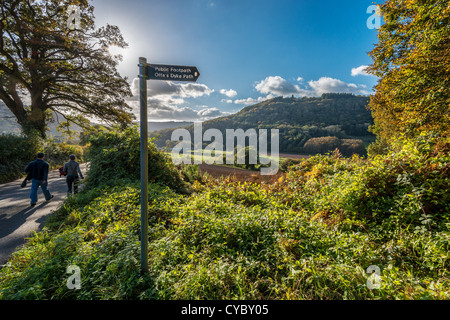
{"left": 138, "top": 57, "right": 149, "bottom": 273}
{"left": 138, "top": 57, "right": 200, "bottom": 273}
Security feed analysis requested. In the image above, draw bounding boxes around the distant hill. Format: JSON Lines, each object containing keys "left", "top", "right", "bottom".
{"left": 147, "top": 121, "right": 193, "bottom": 132}
{"left": 0, "top": 101, "right": 82, "bottom": 141}
{"left": 151, "top": 93, "right": 375, "bottom": 156}
{"left": 0, "top": 102, "right": 21, "bottom": 134}
{"left": 1, "top": 101, "right": 192, "bottom": 137}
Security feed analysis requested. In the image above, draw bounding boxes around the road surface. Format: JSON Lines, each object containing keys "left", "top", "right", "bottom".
{"left": 0, "top": 164, "right": 88, "bottom": 268}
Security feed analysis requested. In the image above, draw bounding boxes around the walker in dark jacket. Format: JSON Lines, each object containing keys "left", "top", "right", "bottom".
{"left": 25, "top": 153, "right": 54, "bottom": 206}
{"left": 63, "top": 155, "right": 84, "bottom": 194}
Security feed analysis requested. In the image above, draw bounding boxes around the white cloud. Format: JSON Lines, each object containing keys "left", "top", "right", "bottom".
{"left": 198, "top": 107, "right": 230, "bottom": 118}
{"left": 148, "top": 105, "right": 199, "bottom": 121}
{"left": 351, "top": 65, "right": 370, "bottom": 77}
{"left": 127, "top": 78, "right": 222, "bottom": 121}
{"left": 220, "top": 89, "right": 238, "bottom": 98}
{"left": 129, "top": 99, "right": 229, "bottom": 121}
{"left": 308, "top": 77, "right": 369, "bottom": 95}
{"left": 234, "top": 94, "right": 274, "bottom": 105}
{"left": 235, "top": 75, "right": 370, "bottom": 105}
{"left": 255, "top": 76, "right": 308, "bottom": 97}
{"left": 129, "top": 78, "right": 214, "bottom": 99}
{"left": 221, "top": 99, "right": 233, "bottom": 104}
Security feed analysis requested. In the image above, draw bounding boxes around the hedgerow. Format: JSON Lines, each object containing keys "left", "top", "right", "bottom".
{"left": 0, "top": 133, "right": 86, "bottom": 183}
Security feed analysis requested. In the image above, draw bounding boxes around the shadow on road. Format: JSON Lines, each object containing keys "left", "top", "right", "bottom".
{"left": 0, "top": 164, "right": 88, "bottom": 266}
{"left": 0, "top": 202, "right": 46, "bottom": 239}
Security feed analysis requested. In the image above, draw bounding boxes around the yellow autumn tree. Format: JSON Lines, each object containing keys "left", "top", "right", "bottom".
{"left": 367, "top": 0, "right": 450, "bottom": 144}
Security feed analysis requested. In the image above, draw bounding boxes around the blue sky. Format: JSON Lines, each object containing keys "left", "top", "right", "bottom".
{"left": 92, "top": 0, "right": 382, "bottom": 122}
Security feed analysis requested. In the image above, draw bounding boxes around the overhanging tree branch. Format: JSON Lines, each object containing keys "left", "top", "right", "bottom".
{"left": 0, "top": 0, "right": 133, "bottom": 137}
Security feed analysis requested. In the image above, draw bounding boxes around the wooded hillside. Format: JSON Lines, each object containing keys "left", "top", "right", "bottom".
{"left": 152, "top": 93, "right": 374, "bottom": 156}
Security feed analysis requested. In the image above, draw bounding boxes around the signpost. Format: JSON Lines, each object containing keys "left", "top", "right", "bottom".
{"left": 138, "top": 57, "right": 200, "bottom": 273}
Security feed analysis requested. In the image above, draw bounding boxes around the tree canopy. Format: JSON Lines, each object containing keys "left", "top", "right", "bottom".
{"left": 0, "top": 0, "right": 134, "bottom": 137}
{"left": 367, "top": 0, "right": 450, "bottom": 142}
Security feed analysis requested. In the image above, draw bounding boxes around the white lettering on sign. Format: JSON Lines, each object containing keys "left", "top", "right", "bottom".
{"left": 151, "top": 71, "right": 195, "bottom": 80}
{"left": 154, "top": 72, "right": 169, "bottom": 79}
{"left": 170, "top": 67, "right": 191, "bottom": 73}
{"left": 155, "top": 66, "right": 169, "bottom": 72}
{"left": 147, "top": 64, "right": 199, "bottom": 82}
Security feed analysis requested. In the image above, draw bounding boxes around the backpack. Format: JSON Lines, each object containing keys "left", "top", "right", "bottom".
{"left": 59, "top": 166, "right": 67, "bottom": 177}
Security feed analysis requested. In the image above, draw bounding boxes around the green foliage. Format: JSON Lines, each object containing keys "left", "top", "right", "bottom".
{"left": 0, "top": 133, "right": 85, "bottom": 183}
{"left": 78, "top": 124, "right": 110, "bottom": 146}
{"left": 279, "top": 158, "right": 302, "bottom": 172}
{"left": 179, "top": 164, "right": 201, "bottom": 184}
{"left": 2, "top": 0, "right": 448, "bottom": 303}
{"left": 0, "top": 183, "right": 156, "bottom": 299}
{"left": 233, "top": 146, "right": 267, "bottom": 171}
{"left": 42, "top": 139, "right": 86, "bottom": 169}
{"left": 367, "top": 0, "right": 450, "bottom": 141}
{"left": 56, "top": 118, "right": 89, "bottom": 143}
{"left": 284, "top": 134, "right": 450, "bottom": 233}
{"left": 1, "top": 134, "right": 448, "bottom": 300}
{"left": 85, "top": 126, "right": 188, "bottom": 192}
{"left": 0, "top": 133, "right": 41, "bottom": 183}
{"left": 367, "top": 137, "right": 391, "bottom": 157}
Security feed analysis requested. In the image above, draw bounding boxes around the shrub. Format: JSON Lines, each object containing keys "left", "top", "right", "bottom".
{"left": 283, "top": 133, "right": 450, "bottom": 234}
{"left": 0, "top": 133, "right": 41, "bottom": 183}
{"left": 304, "top": 136, "right": 341, "bottom": 154}
{"left": 280, "top": 158, "right": 303, "bottom": 172}
{"left": 42, "top": 139, "right": 86, "bottom": 168}
{"left": 0, "top": 133, "right": 87, "bottom": 183}
{"left": 85, "top": 126, "right": 188, "bottom": 192}
{"left": 179, "top": 164, "right": 201, "bottom": 184}
{"left": 303, "top": 136, "right": 366, "bottom": 157}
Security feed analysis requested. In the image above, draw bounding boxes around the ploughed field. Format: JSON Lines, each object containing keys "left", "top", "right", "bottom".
{"left": 197, "top": 164, "right": 281, "bottom": 184}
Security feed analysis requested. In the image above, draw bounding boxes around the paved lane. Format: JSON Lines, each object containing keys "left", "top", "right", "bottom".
{"left": 0, "top": 164, "right": 88, "bottom": 267}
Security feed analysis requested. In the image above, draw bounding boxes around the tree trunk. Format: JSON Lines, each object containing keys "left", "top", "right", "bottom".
{"left": 23, "top": 84, "right": 48, "bottom": 138}
{"left": 24, "top": 109, "right": 46, "bottom": 137}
